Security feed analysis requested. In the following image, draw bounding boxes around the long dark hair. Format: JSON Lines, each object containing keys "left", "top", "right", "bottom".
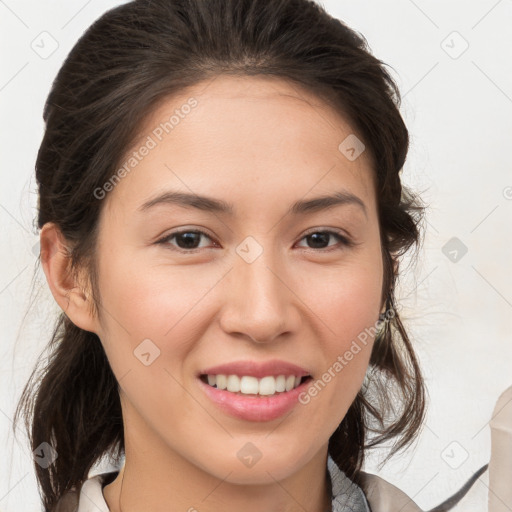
{"left": 14, "top": 0, "right": 428, "bottom": 510}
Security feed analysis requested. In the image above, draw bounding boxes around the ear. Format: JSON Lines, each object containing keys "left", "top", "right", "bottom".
{"left": 39, "top": 222, "right": 101, "bottom": 335}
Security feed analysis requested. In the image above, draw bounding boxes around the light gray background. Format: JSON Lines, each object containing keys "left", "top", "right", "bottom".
{"left": 1, "top": 1, "right": 511, "bottom": 511}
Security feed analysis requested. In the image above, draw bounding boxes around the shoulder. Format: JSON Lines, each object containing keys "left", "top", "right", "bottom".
{"left": 327, "top": 454, "right": 424, "bottom": 512}
{"left": 359, "top": 463, "right": 489, "bottom": 512}
{"left": 358, "top": 471, "right": 423, "bottom": 512}
{"left": 53, "top": 471, "right": 118, "bottom": 512}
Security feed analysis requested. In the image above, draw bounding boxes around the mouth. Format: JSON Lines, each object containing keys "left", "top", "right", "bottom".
{"left": 199, "top": 373, "right": 312, "bottom": 397}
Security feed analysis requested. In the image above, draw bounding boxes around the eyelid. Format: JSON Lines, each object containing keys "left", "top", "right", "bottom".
{"left": 300, "top": 226, "right": 353, "bottom": 242}
{"left": 296, "top": 228, "right": 355, "bottom": 250}
{"left": 155, "top": 228, "right": 218, "bottom": 252}
{"left": 154, "top": 226, "right": 356, "bottom": 252}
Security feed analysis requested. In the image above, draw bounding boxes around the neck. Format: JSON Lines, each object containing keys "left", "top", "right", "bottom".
{"left": 104, "top": 447, "right": 333, "bottom": 512}
{"left": 102, "top": 398, "right": 333, "bottom": 512}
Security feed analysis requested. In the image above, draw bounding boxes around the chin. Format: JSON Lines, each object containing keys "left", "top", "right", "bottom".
{"left": 204, "top": 447, "right": 310, "bottom": 484}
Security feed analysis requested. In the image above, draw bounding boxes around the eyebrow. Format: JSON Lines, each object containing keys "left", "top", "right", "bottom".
{"left": 137, "top": 189, "right": 367, "bottom": 218}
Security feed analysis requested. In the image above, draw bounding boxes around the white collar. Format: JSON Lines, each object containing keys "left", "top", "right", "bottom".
{"left": 73, "top": 455, "right": 370, "bottom": 512}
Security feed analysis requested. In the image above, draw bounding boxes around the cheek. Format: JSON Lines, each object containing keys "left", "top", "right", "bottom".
{"left": 297, "top": 254, "right": 383, "bottom": 339}
{"left": 95, "top": 257, "right": 208, "bottom": 414}
{"left": 95, "top": 253, "right": 235, "bottom": 404}
{"left": 296, "top": 258, "right": 381, "bottom": 406}
{"left": 98, "top": 250, "right": 215, "bottom": 338}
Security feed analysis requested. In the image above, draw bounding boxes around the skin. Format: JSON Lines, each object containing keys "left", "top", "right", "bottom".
{"left": 40, "top": 75, "right": 385, "bottom": 512}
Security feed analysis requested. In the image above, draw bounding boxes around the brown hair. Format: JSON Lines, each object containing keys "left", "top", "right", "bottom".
{"left": 14, "top": 0, "right": 427, "bottom": 510}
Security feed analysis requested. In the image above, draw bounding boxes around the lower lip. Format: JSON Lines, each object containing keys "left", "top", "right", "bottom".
{"left": 198, "top": 377, "right": 312, "bottom": 422}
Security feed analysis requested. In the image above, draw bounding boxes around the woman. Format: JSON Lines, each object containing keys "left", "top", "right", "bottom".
{"left": 14, "top": 0, "right": 451, "bottom": 510}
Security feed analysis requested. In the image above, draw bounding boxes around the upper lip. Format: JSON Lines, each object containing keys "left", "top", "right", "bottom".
{"left": 199, "top": 359, "right": 311, "bottom": 379}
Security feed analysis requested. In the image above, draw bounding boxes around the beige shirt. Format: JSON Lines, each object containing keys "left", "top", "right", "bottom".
{"left": 53, "top": 455, "right": 424, "bottom": 512}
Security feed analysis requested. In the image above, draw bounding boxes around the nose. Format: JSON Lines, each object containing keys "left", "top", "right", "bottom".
{"left": 218, "top": 247, "right": 301, "bottom": 344}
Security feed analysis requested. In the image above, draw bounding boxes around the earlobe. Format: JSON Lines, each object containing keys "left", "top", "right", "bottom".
{"left": 39, "top": 222, "right": 100, "bottom": 335}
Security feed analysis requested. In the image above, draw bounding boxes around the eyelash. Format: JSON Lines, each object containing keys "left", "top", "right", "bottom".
{"left": 154, "top": 228, "right": 355, "bottom": 253}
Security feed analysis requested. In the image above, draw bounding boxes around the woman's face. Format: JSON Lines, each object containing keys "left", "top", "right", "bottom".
{"left": 90, "top": 75, "right": 383, "bottom": 483}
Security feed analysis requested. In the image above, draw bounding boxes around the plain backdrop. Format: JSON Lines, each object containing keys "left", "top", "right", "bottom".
{"left": 1, "top": 1, "right": 511, "bottom": 511}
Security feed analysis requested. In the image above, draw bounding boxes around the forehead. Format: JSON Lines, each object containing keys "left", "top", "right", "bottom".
{"left": 103, "top": 74, "right": 376, "bottom": 218}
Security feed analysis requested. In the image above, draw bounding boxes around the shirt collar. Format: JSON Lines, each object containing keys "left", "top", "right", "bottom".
{"left": 75, "top": 455, "right": 370, "bottom": 512}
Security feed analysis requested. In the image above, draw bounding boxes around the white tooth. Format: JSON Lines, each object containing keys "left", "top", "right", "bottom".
{"left": 259, "top": 376, "right": 277, "bottom": 395}
{"left": 275, "top": 375, "right": 286, "bottom": 392}
{"left": 227, "top": 374, "right": 241, "bottom": 392}
{"left": 216, "top": 374, "right": 227, "bottom": 390}
{"left": 213, "top": 374, "right": 302, "bottom": 394}
{"left": 240, "top": 376, "right": 259, "bottom": 394}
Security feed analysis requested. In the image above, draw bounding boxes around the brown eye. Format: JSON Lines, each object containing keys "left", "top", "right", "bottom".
{"left": 156, "top": 230, "right": 216, "bottom": 252}
{"left": 296, "top": 230, "right": 353, "bottom": 251}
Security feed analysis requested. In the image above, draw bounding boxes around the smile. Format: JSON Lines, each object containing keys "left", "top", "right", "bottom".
{"left": 198, "top": 374, "right": 313, "bottom": 422}
{"left": 200, "top": 374, "right": 309, "bottom": 396}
